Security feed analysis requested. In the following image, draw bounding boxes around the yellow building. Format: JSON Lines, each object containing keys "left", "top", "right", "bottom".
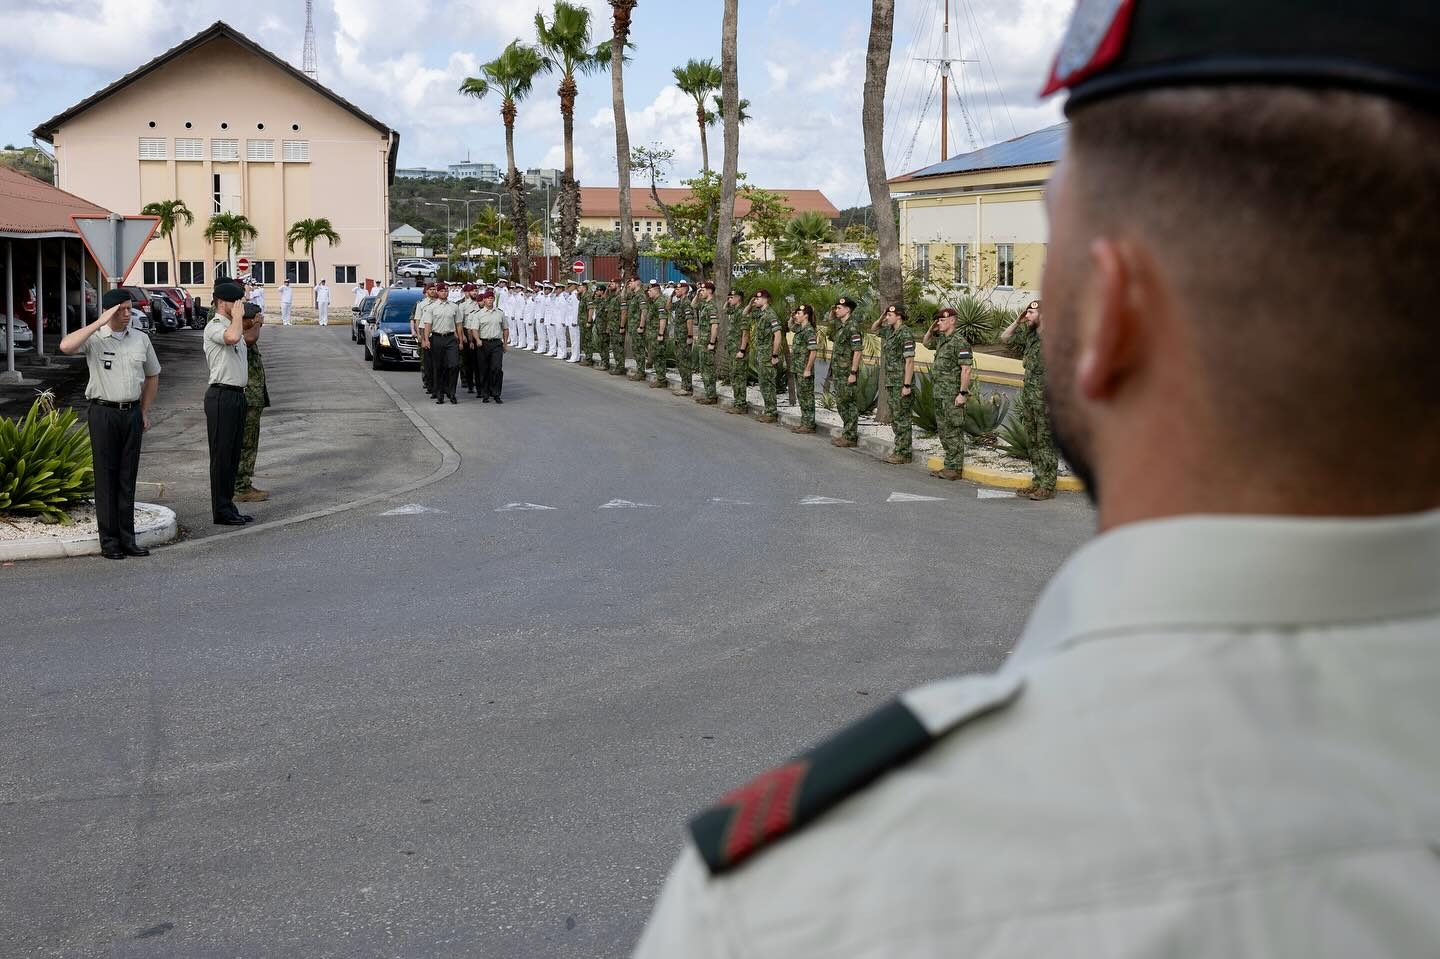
{"left": 32, "top": 21, "right": 398, "bottom": 297}
{"left": 888, "top": 123, "right": 1062, "bottom": 309}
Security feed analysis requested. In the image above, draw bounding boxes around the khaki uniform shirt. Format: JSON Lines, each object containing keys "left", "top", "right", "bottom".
{"left": 467, "top": 306, "right": 507, "bottom": 340}
{"left": 636, "top": 510, "right": 1440, "bottom": 958}
{"left": 83, "top": 325, "right": 161, "bottom": 402}
{"left": 426, "top": 301, "right": 461, "bottom": 335}
{"left": 203, "top": 318, "right": 248, "bottom": 387}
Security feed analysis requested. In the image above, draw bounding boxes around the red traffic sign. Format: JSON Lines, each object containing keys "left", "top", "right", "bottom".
{"left": 571, "top": 260, "right": 585, "bottom": 274}
{"left": 237, "top": 256, "right": 251, "bottom": 273}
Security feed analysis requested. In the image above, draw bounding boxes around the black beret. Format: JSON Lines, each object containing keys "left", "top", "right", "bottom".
{"left": 101, "top": 289, "right": 134, "bottom": 309}
{"left": 214, "top": 280, "right": 246, "bottom": 302}
{"left": 1044, "top": 0, "right": 1440, "bottom": 113}
{"left": 836, "top": 296, "right": 858, "bottom": 310}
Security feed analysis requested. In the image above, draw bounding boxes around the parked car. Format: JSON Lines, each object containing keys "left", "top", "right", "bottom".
{"left": 364, "top": 288, "right": 424, "bottom": 370}
{"left": 146, "top": 286, "right": 194, "bottom": 325}
{"left": 149, "top": 292, "right": 182, "bottom": 332}
{"left": 0, "top": 315, "right": 35, "bottom": 353}
{"left": 351, "top": 294, "right": 378, "bottom": 344}
{"left": 395, "top": 258, "right": 440, "bottom": 279}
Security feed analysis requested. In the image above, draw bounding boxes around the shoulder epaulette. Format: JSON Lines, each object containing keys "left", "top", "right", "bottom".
{"left": 688, "top": 673, "right": 1023, "bottom": 875}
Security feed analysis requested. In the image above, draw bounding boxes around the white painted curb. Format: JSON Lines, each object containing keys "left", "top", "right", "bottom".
{"left": 0, "top": 503, "right": 179, "bottom": 562}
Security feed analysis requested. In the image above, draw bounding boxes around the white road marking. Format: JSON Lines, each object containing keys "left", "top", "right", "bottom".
{"left": 710, "top": 497, "right": 754, "bottom": 505}
{"left": 887, "top": 492, "right": 947, "bottom": 503}
{"left": 799, "top": 496, "right": 856, "bottom": 505}
{"left": 380, "top": 504, "right": 446, "bottom": 516}
{"left": 496, "top": 503, "right": 558, "bottom": 512}
{"left": 977, "top": 489, "right": 1013, "bottom": 500}
{"left": 599, "top": 499, "right": 660, "bottom": 509}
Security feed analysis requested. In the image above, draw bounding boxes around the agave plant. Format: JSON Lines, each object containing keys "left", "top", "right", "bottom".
{"left": 819, "top": 362, "right": 879, "bottom": 415}
{"left": 0, "top": 395, "right": 94, "bottom": 523}
{"left": 910, "top": 370, "right": 937, "bottom": 435}
{"left": 946, "top": 294, "right": 1000, "bottom": 346}
{"left": 998, "top": 410, "right": 1033, "bottom": 460}
{"left": 961, "top": 389, "right": 1012, "bottom": 446}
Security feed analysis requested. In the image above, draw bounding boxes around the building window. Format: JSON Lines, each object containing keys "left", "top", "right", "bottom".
{"left": 138, "top": 137, "right": 167, "bottom": 160}
{"left": 613, "top": 220, "right": 621, "bottom": 232}
{"left": 285, "top": 260, "right": 311, "bottom": 284}
{"left": 996, "top": 243, "right": 1015, "bottom": 288}
{"left": 179, "top": 261, "right": 205, "bottom": 286}
{"left": 175, "top": 138, "right": 203, "bottom": 160}
{"left": 215, "top": 261, "right": 231, "bottom": 280}
{"left": 211, "top": 138, "right": 239, "bottom": 161}
{"left": 249, "top": 260, "right": 277, "bottom": 284}
{"left": 142, "top": 261, "right": 169, "bottom": 284}
{"left": 282, "top": 140, "right": 310, "bottom": 162}
{"left": 246, "top": 139, "right": 275, "bottom": 162}
{"left": 950, "top": 243, "right": 969, "bottom": 286}
{"left": 335, "top": 265, "right": 358, "bottom": 284}
{"left": 914, "top": 243, "right": 930, "bottom": 282}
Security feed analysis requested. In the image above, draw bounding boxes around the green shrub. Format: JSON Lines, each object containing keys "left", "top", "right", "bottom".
{"left": 820, "top": 361, "right": 880, "bottom": 415}
{"left": 998, "top": 412, "right": 1032, "bottom": 460}
{"left": 947, "top": 294, "right": 1000, "bottom": 346}
{"left": 910, "top": 370, "right": 936, "bottom": 435}
{"left": 962, "top": 390, "right": 1011, "bottom": 446}
{"left": 0, "top": 394, "right": 94, "bottom": 523}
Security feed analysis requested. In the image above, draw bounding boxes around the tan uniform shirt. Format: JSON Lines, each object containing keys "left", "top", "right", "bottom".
{"left": 426, "top": 301, "right": 460, "bottom": 335}
{"left": 203, "top": 318, "right": 248, "bottom": 387}
{"left": 82, "top": 325, "right": 161, "bottom": 401}
{"left": 468, "top": 306, "right": 507, "bottom": 340}
{"left": 636, "top": 510, "right": 1440, "bottom": 958}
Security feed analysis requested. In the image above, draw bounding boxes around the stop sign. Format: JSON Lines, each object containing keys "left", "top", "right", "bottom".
{"left": 236, "top": 256, "right": 251, "bottom": 274}
{"left": 572, "top": 260, "right": 585, "bottom": 274}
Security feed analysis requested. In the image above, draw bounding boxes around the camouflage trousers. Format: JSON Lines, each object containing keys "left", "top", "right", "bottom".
{"left": 642, "top": 325, "right": 663, "bottom": 377}
{"left": 698, "top": 344, "right": 719, "bottom": 400}
{"left": 836, "top": 378, "right": 859, "bottom": 442}
{"left": 593, "top": 323, "right": 611, "bottom": 370}
{"left": 724, "top": 331, "right": 748, "bottom": 405}
{"left": 937, "top": 394, "right": 967, "bottom": 471}
{"left": 608, "top": 320, "right": 627, "bottom": 374}
{"left": 887, "top": 385, "right": 913, "bottom": 459}
{"left": 674, "top": 336, "right": 694, "bottom": 392}
{"left": 1018, "top": 386, "right": 1058, "bottom": 490}
{"left": 235, "top": 404, "right": 263, "bottom": 492}
{"left": 578, "top": 319, "right": 592, "bottom": 364}
{"left": 797, "top": 374, "right": 816, "bottom": 428}
{"left": 757, "top": 359, "right": 780, "bottom": 415}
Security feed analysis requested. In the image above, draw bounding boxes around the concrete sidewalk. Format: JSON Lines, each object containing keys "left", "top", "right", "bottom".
{"left": 137, "top": 325, "right": 442, "bottom": 541}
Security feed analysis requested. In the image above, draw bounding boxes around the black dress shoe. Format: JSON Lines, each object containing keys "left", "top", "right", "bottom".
{"left": 449, "top": 395, "right": 458, "bottom": 404}
{"left": 436, "top": 397, "right": 445, "bottom": 405}
{"left": 101, "top": 549, "right": 126, "bottom": 560}
{"left": 122, "top": 545, "right": 151, "bottom": 557}
{"left": 238, "top": 514, "right": 254, "bottom": 523}
{"left": 482, "top": 396, "right": 490, "bottom": 403}
{"left": 493, "top": 397, "right": 503, "bottom": 405}
{"left": 214, "top": 515, "right": 248, "bottom": 526}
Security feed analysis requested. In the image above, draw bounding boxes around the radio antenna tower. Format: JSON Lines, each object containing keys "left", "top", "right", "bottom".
{"left": 302, "top": 0, "right": 318, "bottom": 80}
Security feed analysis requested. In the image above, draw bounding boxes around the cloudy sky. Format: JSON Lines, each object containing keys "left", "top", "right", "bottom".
{"left": 1, "top": 0, "right": 1072, "bottom": 207}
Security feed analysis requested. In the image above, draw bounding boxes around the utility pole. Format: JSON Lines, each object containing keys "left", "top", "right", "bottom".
{"left": 916, "top": 1, "right": 978, "bottom": 159}
{"left": 302, "top": 0, "right": 318, "bottom": 80}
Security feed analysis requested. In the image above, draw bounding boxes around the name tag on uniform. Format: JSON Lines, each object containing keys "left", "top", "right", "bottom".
{"left": 102, "top": 350, "right": 114, "bottom": 370}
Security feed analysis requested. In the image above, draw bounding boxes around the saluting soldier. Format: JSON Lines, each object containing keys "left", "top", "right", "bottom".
{"left": 619, "top": 277, "right": 645, "bottom": 381}
{"left": 669, "top": 280, "right": 697, "bottom": 396}
{"left": 202, "top": 280, "right": 252, "bottom": 525}
{"left": 577, "top": 282, "right": 595, "bottom": 366}
{"left": 788, "top": 304, "right": 819, "bottom": 433}
{"left": 58, "top": 289, "right": 162, "bottom": 558}
{"left": 738, "top": 289, "right": 783, "bottom": 423}
{"left": 873, "top": 304, "right": 917, "bottom": 464}
{"left": 234, "top": 301, "right": 270, "bottom": 502}
{"left": 923, "top": 305, "right": 974, "bottom": 480}
{"left": 643, "top": 280, "right": 670, "bottom": 389}
{"left": 423, "top": 286, "right": 463, "bottom": 404}
{"left": 1001, "top": 299, "right": 1059, "bottom": 500}
{"left": 722, "top": 287, "right": 748, "bottom": 409}
{"left": 693, "top": 281, "right": 720, "bottom": 404}
{"left": 828, "top": 296, "right": 865, "bottom": 448}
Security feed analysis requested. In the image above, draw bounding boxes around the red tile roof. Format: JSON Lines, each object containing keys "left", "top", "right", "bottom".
{"left": 0, "top": 165, "right": 111, "bottom": 237}
{"left": 578, "top": 187, "right": 840, "bottom": 220}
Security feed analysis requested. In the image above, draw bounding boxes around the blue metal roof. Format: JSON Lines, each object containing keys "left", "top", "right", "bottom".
{"left": 898, "top": 122, "right": 1067, "bottom": 181}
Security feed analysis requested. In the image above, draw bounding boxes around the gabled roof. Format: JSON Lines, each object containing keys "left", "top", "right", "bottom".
{"left": 0, "top": 165, "right": 113, "bottom": 238}
{"left": 889, "top": 123, "right": 1067, "bottom": 186}
{"left": 577, "top": 187, "right": 840, "bottom": 220}
{"left": 31, "top": 21, "right": 399, "bottom": 182}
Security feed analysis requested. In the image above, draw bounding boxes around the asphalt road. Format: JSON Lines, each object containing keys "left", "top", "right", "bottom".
{"left": 0, "top": 329, "right": 1095, "bottom": 958}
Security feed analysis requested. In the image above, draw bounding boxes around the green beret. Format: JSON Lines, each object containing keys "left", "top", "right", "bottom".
{"left": 1043, "top": 0, "right": 1440, "bottom": 113}
{"left": 214, "top": 280, "right": 246, "bottom": 302}
{"left": 101, "top": 289, "right": 134, "bottom": 310}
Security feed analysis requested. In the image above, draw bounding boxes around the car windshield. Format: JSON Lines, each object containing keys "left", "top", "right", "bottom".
{"left": 381, "top": 298, "right": 421, "bottom": 323}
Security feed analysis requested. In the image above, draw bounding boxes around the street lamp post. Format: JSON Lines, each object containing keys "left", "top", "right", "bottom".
{"left": 469, "top": 191, "right": 511, "bottom": 280}
{"left": 423, "top": 201, "right": 452, "bottom": 280}
{"left": 442, "top": 197, "right": 492, "bottom": 276}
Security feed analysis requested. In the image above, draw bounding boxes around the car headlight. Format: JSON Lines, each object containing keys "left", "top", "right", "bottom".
{"left": 378, "top": 332, "right": 390, "bottom": 347}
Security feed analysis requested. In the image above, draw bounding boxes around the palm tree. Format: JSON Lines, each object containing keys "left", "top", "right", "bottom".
{"left": 673, "top": 59, "right": 722, "bottom": 174}
{"left": 704, "top": 96, "right": 751, "bottom": 129}
{"left": 864, "top": 0, "right": 902, "bottom": 422}
{"left": 777, "top": 211, "right": 835, "bottom": 279}
{"left": 608, "top": 1, "right": 640, "bottom": 281}
{"left": 286, "top": 218, "right": 341, "bottom": 306}
{"left": 140, "top": 199, "right": 193, "bottom": 287}
{"left": 535, "top": 2, "right": 611, "bottom": 272}
{"left": 460, "top": 41, "right": 546, "bottom": 286}
{"left": 714, "top": 0, "right": 740, "bottom": 347}
{"left": 202, "top": 212, "right": 258, "bottom": 279}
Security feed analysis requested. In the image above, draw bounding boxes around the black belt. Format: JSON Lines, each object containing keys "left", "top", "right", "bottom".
{"left": 91, "top": 398, "right": 140, "bottom": 409}
{"left": 432, "top": 331, "right": 455, "bottom": 337}
{"left": 208, "top": 383, "right": 245, "bottom": 393}
{"left": 480, "top": 337, "right": 502, "bottom": 343}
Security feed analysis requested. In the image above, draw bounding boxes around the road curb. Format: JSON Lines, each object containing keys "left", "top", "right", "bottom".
{"left": 0, "top": 504, "right": 178, "bottom": 562}
{"left": 161, "top": 369, "right": 462, "bottom": 551}
{"left": 924, "top": 455, "right": 1085, "bottom": 492}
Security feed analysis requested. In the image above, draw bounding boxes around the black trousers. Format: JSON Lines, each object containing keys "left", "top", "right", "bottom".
{"left": 204, "top": 385, "right": 248, "bottom": 521}
{"left": 478, "top": 339, "right": 504, "bottom": 399}
{"left": 461, "top": 338, "right": 481, "bottom": 391}
{"left": 87, "top": 403, "right": 144, "bottom": 552}
{"left": 421, "top": 343, "right": 433, "bottom": 392}
{"left": 431, "top": 333, "right": 461, "bottom": 399}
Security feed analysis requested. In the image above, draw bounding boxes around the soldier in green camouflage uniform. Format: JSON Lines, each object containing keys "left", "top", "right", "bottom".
{"left": 874, "top": 305, "right": 918, "bottom": 464}
{"left": 923, "top": 306, "right": 975, "bottom": 480}
{"left": 742, "top": 290, "right": 784, "bottom": 422}
{"left": 235, "top": 305, "right": 270, "bottom": 502}
{"left": 788, "top": 304, "right": 820, "bottom": 433}
{"left": 607, "top": 281, "right": 628, "bottom": 375}
{"left": 694, "top": 281, "right": 721, "bottom": 404}
{"left": 1002, "top": 300, "right": 1058, "bottom": 500}
{"left": 669, "top": 280, "right": 696, "bottom": 396}
{"left": 577, "top": 284, "right": 595, "bottom": 366}
{"left": 617, "top": 277, "right": 644, "bottom": 380}
{"left": 724, "top": 289, "right": 750, "bottom": 413}
{"left": 829, "top": 297, "right": 865, "bottom": 447}
{"left": 642, "top": 281, "right": 670, "bottom": 388}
